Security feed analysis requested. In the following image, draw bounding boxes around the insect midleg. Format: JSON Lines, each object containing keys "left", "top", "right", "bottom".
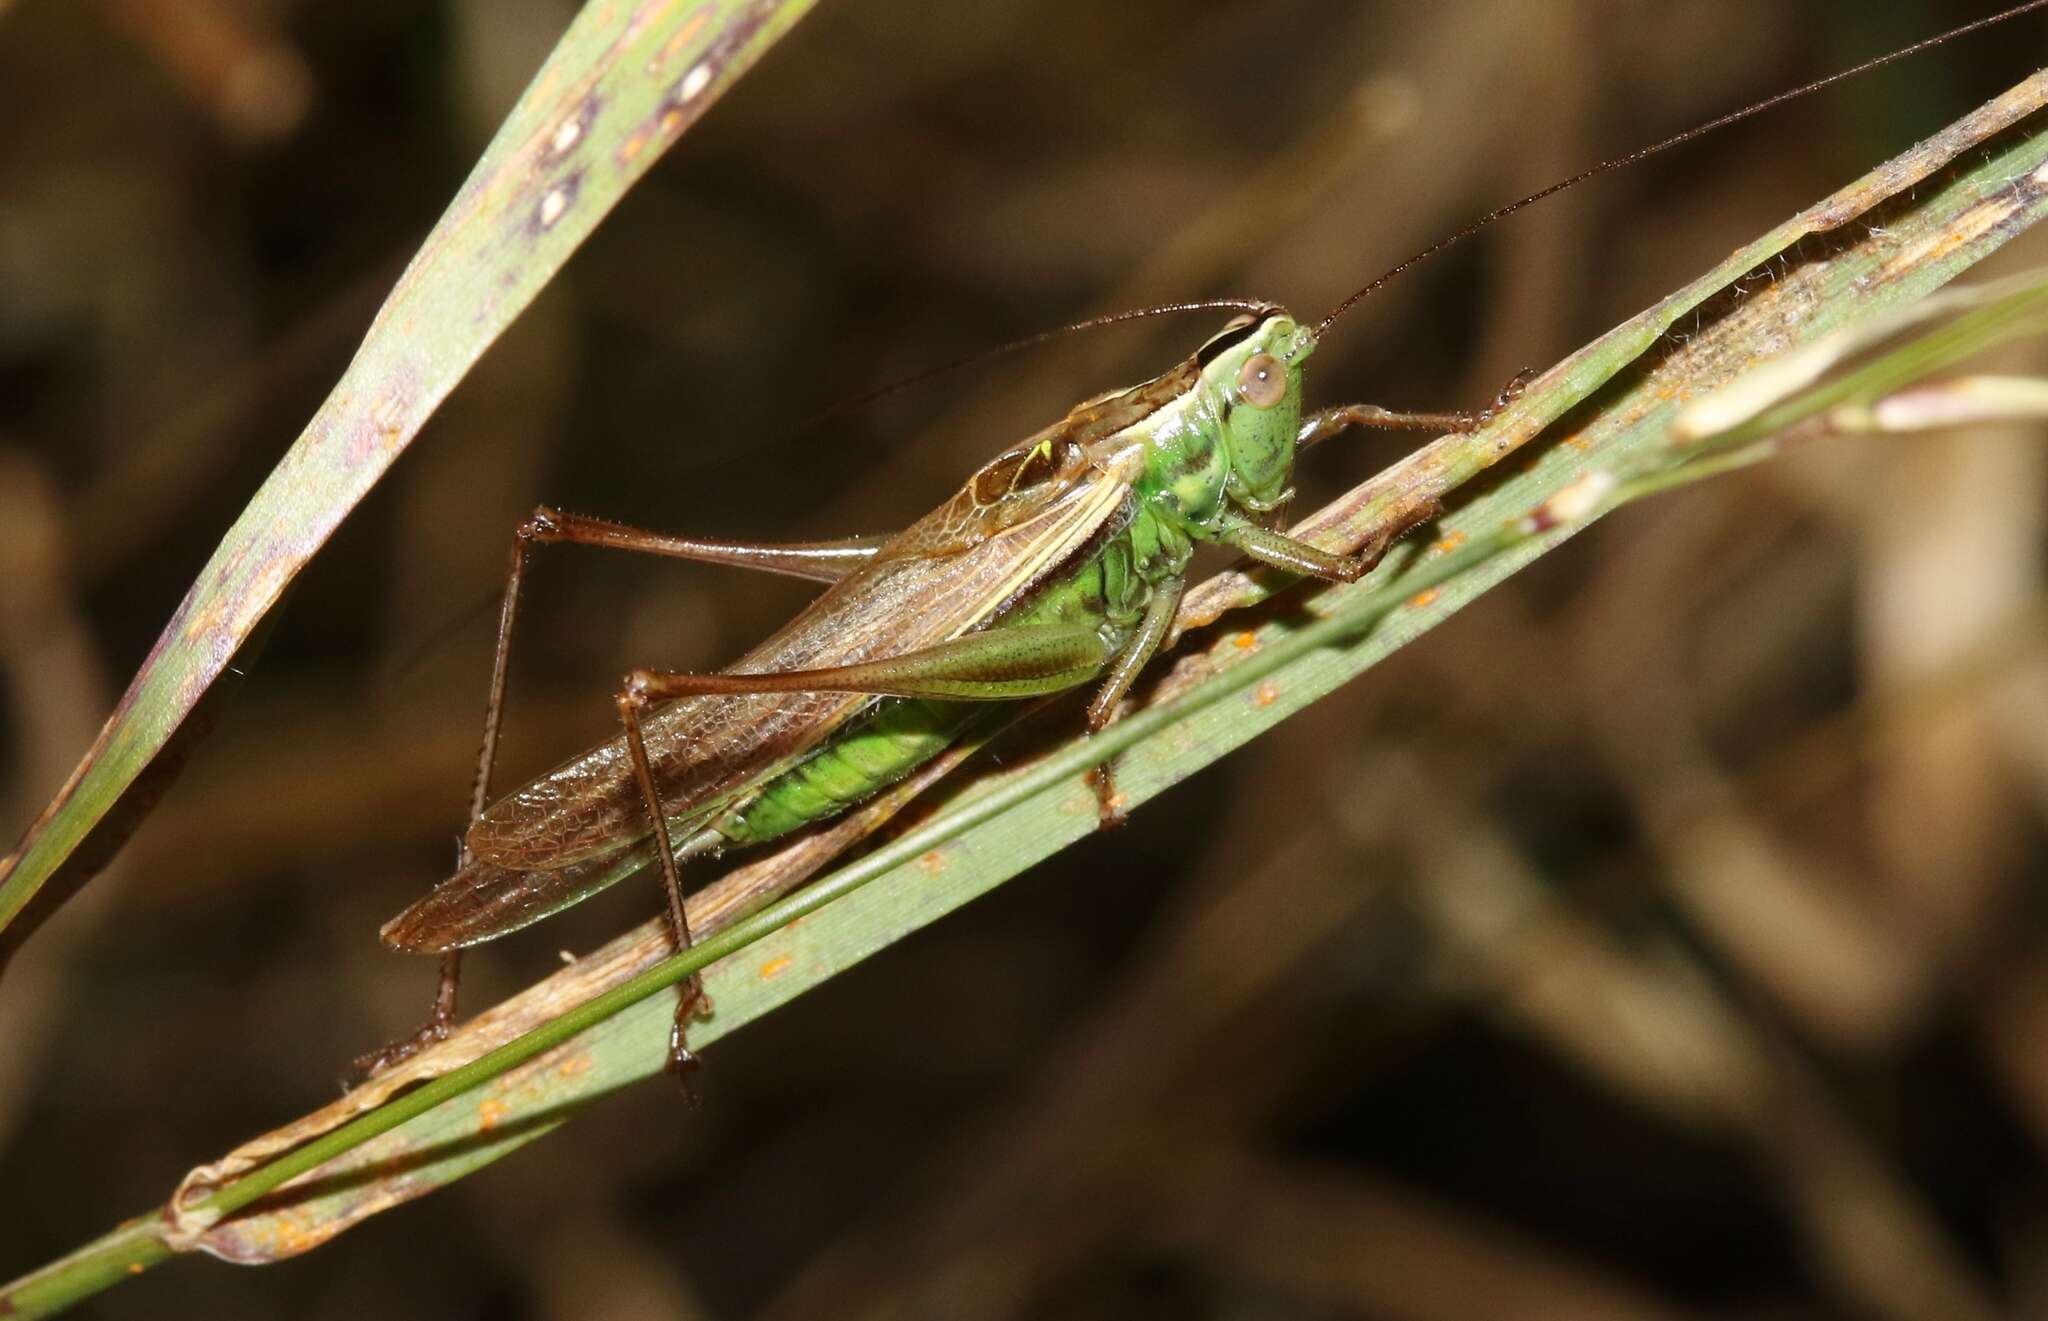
{"left": 1085, "top": 577, "right": 1187, "bottom": 730}
{"left": 1222, "top": 519, "right": 1435, "bottom": 586}
{"left": 1081, "top": 576, "right": 1186, "bottom": 828}
{"left": 353, "top": 507, "right": 891, "bottom": 1081}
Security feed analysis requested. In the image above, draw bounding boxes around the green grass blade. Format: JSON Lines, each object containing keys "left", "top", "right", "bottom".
{"left": 0, "top": 0, "right": 819, "bottom": 952}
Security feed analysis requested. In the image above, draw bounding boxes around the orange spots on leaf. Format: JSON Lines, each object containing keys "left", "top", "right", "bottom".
{"left": 556, "top": 1053, "right": 594, "bottom": 1078}
{"left": 181, "top": 599, "right": 225, "bottom": 644}
{"left": 759, "top": 955, "right": 794, "bottom": 980}
{"left": 917, "top": 849, "right": 947, "bottom": 875}
{"left": 1431, "top": 530, "right": 1467, "bottom": 555}
{"left": 1253, "top": 682, "right": 1280, "bottom": 708}
{"left": 477, "top": 1098, "right": 510, "bottom": 1132}
{"left": 1408, "top": 587, "right": 1440, "bottom": 610}
{"left": 652, "top": 6, "right": 710, "bottom": 69}
{"left": 1232, "top": 631, "right": 1258, "bottom": 650}
{"left": 624, "top": 0, "right": 676, "bottom": 37}
{"left": 265, "top": 1211, "right": 322, "bottom": 1257}
{"left": 1878, "top": 197, "right": 2016, "bottom": 281}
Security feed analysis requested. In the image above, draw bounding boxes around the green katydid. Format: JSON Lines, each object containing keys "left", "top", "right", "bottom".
{"left": 370, "top": 300, "right": 1500, "bottom": 1081}
{"left": 370, "top": 0, "right": 2048, "bottom": 1085}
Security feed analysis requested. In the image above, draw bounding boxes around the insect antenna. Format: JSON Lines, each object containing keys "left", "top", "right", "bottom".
{"left": 1316, "top": 0, "right": 2048, "bottom": 337}
{"left": 791, "top": 297, "right": 1271, "bottom": 436}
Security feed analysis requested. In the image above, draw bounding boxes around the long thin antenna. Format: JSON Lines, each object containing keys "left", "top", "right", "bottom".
{"left": 796, "top": 298, "right": 1269, "bottom": 434}
{"left": 1316, "top": 0, "right": 2048, "bottom": 336}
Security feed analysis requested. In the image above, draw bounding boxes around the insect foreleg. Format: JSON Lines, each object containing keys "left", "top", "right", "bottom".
{"left": 1296, "top": 369, "right": 1537, "bottom": 448}
{"left": 1297, "top": 403, "right": 1483, "bottom": 441}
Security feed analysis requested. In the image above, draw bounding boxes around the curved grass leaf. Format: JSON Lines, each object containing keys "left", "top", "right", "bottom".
{"left": 6, "top": 68, "right": 2048, "bottom": 1321}
{"left": 0, "top": 0, "right": 820, "bottom": 960}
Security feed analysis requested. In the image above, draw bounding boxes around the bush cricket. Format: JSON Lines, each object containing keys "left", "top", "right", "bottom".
{"left": 368, "top": 0, "right": 2048, "bottom": 1090}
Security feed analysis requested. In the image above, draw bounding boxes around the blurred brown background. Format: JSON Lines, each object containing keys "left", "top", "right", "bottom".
{"left": 6, "top": 1, "right": 2048, "bottom": 1317}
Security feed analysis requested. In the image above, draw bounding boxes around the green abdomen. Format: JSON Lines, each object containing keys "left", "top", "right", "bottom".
{"left": 711, "top": 697, "right": 982, "bottom": 846}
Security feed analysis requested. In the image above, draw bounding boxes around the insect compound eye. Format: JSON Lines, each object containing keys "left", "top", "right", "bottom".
{"left": 1236, "top": 353, "right": 1286, "bottom": 408}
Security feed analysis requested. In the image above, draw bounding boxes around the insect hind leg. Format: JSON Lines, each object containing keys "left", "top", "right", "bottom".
{"left": 616, "top": 685, "right": 714, "bottom": 1100}
{"left": 349, "top": 506, "right": 888, "bottom": 1088}
{"left": 604, "top": 620, "right": 1115, "bottom": 1092}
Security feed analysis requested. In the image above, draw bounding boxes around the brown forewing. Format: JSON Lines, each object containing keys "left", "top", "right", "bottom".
{"left": 459, "top": 360, "right": 1187, "bottom": 874}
